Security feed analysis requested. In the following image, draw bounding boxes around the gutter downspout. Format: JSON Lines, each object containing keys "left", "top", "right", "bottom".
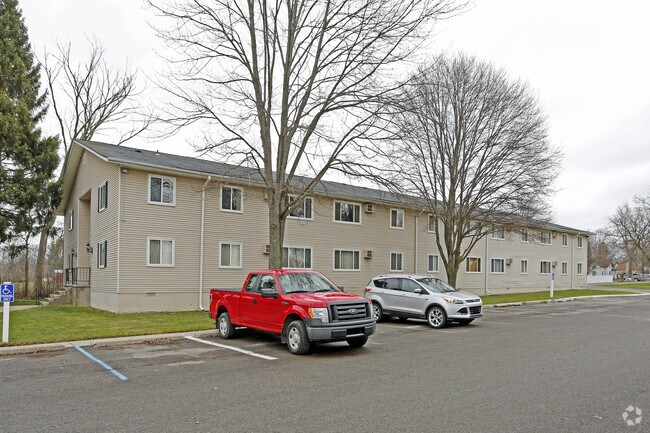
{"left": 484, "top": 234, "right": 490, "bottom": 296}
{"left": 571, "top": 233, "right": 576, "bottom": 289}
{"left": 199, "top": 176, "right": 212, "bottom": 311}
{"left": 415, "top": 215, "right": 419, "bottom": 274}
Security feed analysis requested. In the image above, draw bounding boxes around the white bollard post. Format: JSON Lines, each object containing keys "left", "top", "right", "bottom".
{"left": 550, "top": 272, "right": 555, "bottom": 299}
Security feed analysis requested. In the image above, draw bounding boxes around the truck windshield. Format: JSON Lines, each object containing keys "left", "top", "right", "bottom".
{"left": 416, "top": 277, "right": 458, "bottom": 293}
{"left": 278, "top": 273, "right": 339, "bottom": 294}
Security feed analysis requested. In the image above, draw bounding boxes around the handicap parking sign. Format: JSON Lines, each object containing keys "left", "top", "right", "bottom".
{"left": 1, "top": 283, "right": 14, "bottom": 302}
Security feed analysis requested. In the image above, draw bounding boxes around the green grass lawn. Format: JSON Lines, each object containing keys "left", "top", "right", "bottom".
{"left": 481, "top": 289, "right": 636, "bottom": 305}
{"left": 596, "top": 283, "right": 650, "bottom": 290}
{"left": 0, "top": 306, "right": 214, "bottom": 346}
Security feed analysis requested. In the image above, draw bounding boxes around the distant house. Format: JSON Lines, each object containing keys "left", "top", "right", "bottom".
{"left": 58, "top": 140, "right": 589, "bottom": 312}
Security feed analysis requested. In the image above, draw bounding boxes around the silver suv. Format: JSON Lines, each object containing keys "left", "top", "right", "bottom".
{"left": 364, "top": 274, "right": 483, "bottom": 328}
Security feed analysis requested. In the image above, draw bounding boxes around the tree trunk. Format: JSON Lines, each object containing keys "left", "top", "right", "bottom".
{"left": 35, "top": 214, "right": 55, "bottom": 299}
{"left": 446, "top": 255, "right": 459, "bottom": 287}
{"left": 267, "top": 191, "right": 286, "bottom": 270}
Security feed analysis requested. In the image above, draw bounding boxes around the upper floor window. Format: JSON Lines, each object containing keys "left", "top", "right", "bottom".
{"left": 149, "top": 175, "right": 175, "bottom": 205}
{"left": 148, "top": 238, "right": 175, "bottom": 267}
{"left": 390, "top": 209, "right": 404, "bottom": 229}
{"left": 540, "top": 231, "right": 551, "bottom": 245}
{"left": 390, "top": 252, "right": 403, "bottom": 272}
{"left": 288, "top": 195, "right": 313, "bottom": 219}
{"left": 521, "top": 228, "right": 529, "bottom": 242}
{"left": 577, "top": 236, "right": 583, "bottom": 248}
{"left": 334, "top": 201, "right": 360, "bottom": 224}
{"left": 68, "top": 208, "right": 74, "bottom": 231}
{"left": 491, "top": 225, "right": 505, "bottom": 240}
{"left": 282, "top": 246, "right": 312, "bottom": 269}
{"left": 97, "top": 241, "right": 107, "bottom": 268}
{"left": 562, "top": 233, "right": 568, "bottom": 247}
{"left": 221, "top": 186, "right": 243, "bottom": 212}
{"left": 98, "top": 181, "right": 108, "bottom": 212}
{"left": 466, "top": 257, "right": 481, "bottom": 273}
{"left": 428, "top": 254, "right": 439, "bottom": 273}
{"left": 427, "top": 214, "right": 436, "bottom": 233}
{"left": 334, "top": 249, "right": 360, "bottom": 271}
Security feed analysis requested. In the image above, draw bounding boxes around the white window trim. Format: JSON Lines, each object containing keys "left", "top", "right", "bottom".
{"left": 282, "top": 245, "right": 313, "bottom": 269}
{"left": 577, "top": 236, "right": 583, "bottom": 248}
{"left": 576, "top": 262, "right": 583, "bottom": 275}
{"left": 427, "top": 214, "right": 436, "bottom": 234}
{"left": 520, "top": 259, "right": 528, "bottom": 275}
{"left": 333, "top": 200, "right": 361, "bottom": 225}
{"left": 561, "top": 261, "right": 568, "bottom": 275}
{"left": 427, "top": 254, "right": 440, "bottom": 273}
{"left": 287, "top": 195, "right": 314, "bottom": 221}
{"left": 219, "top": 241, "right": 243, "bottom": 269}
{"left": 98, "top": 181, "right": 107, "bottom": 212}
{"left": 389, "top": 251, "right": 404, "bottom": 272}
{"left": 491, "top": 225, "right": 505, "bottom": 240}
{"left": 332, "top": 249, "right": 361, "bottom": 271}
{"left": 520, "top": 228, "right": 529, "bottom": 243}
{"left": 540, "top": 260, "right": 552, "bottom": 275}
{"left": 490, "top": 258, "right": 505, "bottom": 274}
{"left": 68, "top": 208, "right": 74, "bottom": 231}
{"left": 97, "top": 241, "right": 107, "bottom": 269}
{"left": 540, "top": 231, "right": 552, "bottom": 245}
{"left": 389, "top": 208, "right": 405, "bottom": 230}
{"left": 466, "top": 257, "right": 482, "bottom": 274}
{"left": 561, "top": 233, "right": 569, "bottom": 247}
{"left": 147, "top": 237, "right": 176, "bottom": 267}
{"left": 220, "top": 186, "right": 244, "bottom": 213}
{"left": 148, "top": 174, "right": 177, "bottom": 206}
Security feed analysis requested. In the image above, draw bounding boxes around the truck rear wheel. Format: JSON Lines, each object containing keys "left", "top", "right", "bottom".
{"left": 217, "top": 312, "right": 235, "bottom": 339}
{"left": 346, "top": 335, "right": 368, "bottom": 348}
{"left": 286, "top": 320, "right": 310, "bottom": 355}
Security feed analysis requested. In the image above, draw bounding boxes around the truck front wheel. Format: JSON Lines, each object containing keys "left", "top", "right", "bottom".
{"left": 347, "top": 335, "right": 368, "bottom": 348}
{"left": 286, "top": 320, "right": 310, "bottom": 355}
{"left": 217, "top": 312, "right": 235, "bottom": 339}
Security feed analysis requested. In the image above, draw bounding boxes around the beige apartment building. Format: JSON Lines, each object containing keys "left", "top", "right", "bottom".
{"left": 58, "top": 140, "right": 589, "bottom": 313}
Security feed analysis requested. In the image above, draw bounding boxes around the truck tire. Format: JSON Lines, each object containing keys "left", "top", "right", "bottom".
{"left": 217, "top": 311, "right": 235, "bottom": 339}
{"left": 286, "top": 320, "right": 310, "bottom": 355}
{"left": 346, "top": 335, "right": 368, "bottom": 348}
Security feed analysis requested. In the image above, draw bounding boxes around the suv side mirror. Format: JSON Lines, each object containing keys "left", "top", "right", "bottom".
{"left": 260, "top": 287, "right": 279, "bottom": 298}
{"left": 414, "top": 288, "right": 422, "bottom": 294}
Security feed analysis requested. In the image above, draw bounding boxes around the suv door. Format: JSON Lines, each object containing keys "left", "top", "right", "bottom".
{"left": 399, "top": 278, "right": 428, "bottom": 316}
{"left": 374, "top": 277, "right": 401, "bottom": 314}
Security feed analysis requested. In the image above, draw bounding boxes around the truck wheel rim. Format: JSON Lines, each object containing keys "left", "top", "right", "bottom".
{"left": 219, "top": 318, "right": 228, "bottom": 335}
{"left": 429, "top": 309, "right": 443, "bottom": 326}
{"left": 288, "top": 327, "right": 301, "bottom": 350}
{"left": 372, "top": 305, "right": 381, "bottom": 320}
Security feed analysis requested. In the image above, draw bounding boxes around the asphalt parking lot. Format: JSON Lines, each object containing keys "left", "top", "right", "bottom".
{"left": 1, "top": 296, "right": 649, "bottom": 433}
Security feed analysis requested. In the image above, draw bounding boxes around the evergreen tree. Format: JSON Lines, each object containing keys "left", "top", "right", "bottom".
{"left": 0, "top": 0, "right": 60, "bottom": 245}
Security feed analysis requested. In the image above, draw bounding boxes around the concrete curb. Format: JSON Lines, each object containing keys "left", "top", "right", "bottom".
{"left": 482, "top": 292, "right": 650, "bottom": 309}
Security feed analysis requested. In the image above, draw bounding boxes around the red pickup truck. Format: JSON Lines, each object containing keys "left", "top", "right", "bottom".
{"left": 209, "top": 270, "right": 376, "bottom": 354}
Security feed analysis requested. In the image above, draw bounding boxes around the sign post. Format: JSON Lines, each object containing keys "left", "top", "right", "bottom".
{"left": 550, "top": 272, "right": 555, "bottom": 299}
{"left": 1, "top": 282, "right": 14, "bottom": 343}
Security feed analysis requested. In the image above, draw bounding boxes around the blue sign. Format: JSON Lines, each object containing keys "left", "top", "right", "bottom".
{"left": 1, "top": 284, "right": 14, "bottom": 302}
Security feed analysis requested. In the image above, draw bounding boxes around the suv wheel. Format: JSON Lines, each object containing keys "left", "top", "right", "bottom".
{"left": 427, "top": 306, "right": 447, "bottom": 329}
{"left": 371, "top": 302, "right": 384, "bottom": 322}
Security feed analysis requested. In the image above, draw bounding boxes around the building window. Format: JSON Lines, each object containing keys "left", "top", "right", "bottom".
{"left": 577, "top": 262, "right": 583, "bottom": 275}
{"left": 334, "top": 249, "right": 360, "bottom": 271}
{"left": 390, "top": 252, "right": 403, "bottom": 272}
{"left": 148, "top": 238, "right": 175, "bottom": 267}
{"left": 97, "top": 241, "right": 107, "bottom": 268}
{"left": 220, "top": 242, "right": 242, "bottom": 268}
{"left": 491, "top": 225, "right": 505, "bottom": 240}
{"left": 221, "top": 186, "right": 243, "bottom": 212}
{"left": 561, "top": 262, "right": 568, "bottom": 275}
{"left": 466, "top": 221, "right": 480, "bottom": 237}
{"left": 149, "top": 175, "right": 175, "bottom": 205}
{"left": 491, "top": 258, "right": 505, "bottom": 273}
{"left": 577, "top": 236, "right": 583, "bottom": 248}
{"left": 334, "top": 201, "right": 360, "bottom": 224}
{"left": 540, "top": 260, "right": 552, "bottom": 274}
{"left": 287, "top": 195, "right": 313, "bottom": 219}
{"left": 428, "top": 254, "right": 439, "bottom": 273}
{"left": 562, "top": 233, "right": 568, "bottom": 247}
{"left": 98, "top": 181, "right": 108, "bottom": 212}
{"left": 520, "top": 259, "right": 528, "bottom": 274}
{"left": 540, "top": 231, "right": 551, "bottom": 245}
{"left": 390, "top": 209, "right": 404, "bottom": 229}
{"left": 466, "top": 257, "right": 481, "bottom": 273}
{"left": 521, "top": 228, "right": 529, "bottom": 242}
{"left": 68, "top": 208, "right": 74, "bottom": 231}
{"left": 427, "top": 214, "right": 436, "bottom": 233}
{"left": 282, "top": 246, "right": 312, "bottom": 269}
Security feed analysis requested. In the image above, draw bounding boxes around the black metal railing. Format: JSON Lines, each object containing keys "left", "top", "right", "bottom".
{"left": 64, "top": 267, "right": 91, "bottom": 286}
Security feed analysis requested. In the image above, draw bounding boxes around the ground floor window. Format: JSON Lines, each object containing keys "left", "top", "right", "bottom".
{"left": 466, "top": 257, "right": 481, "bottom": 273}
{"left": 540, "top": 260, "right": 552, "bottom": 274}
{"left": 491, "top": 258, "right": 505, "bottom": 273}
{"left": 148, "top": 238, "right": 175, "bottom": 266}
{"left": 97, "top": 241, "right": 107, "bottom": 268}
{"left": 282, "top": 246, "right": 312, "bottom": 269}
{"left": 428, "top": 254, "right": 439, "bottom": 272}
{"left": 390, "top": 252, "right": 403, "bottom": 272}
{"left": 220, "top": 242, "right": 242, "bottom": 268}
{"left": 520, "top": 259, "right": 528, "bottom": 274}
{"left": 561, "top": 262, "right": 568, "bottom": 275}
{"left": 334, "top": 249, "right": 360, "bottom": 271}
{"left": 576, "top": 262, "right": 583, "bottom": 275}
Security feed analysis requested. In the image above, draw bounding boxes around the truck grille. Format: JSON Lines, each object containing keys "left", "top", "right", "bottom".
{"left": 329, "top": 301, "right": 370, "bottom": 322}
{"left": 469, "top": 306, "right": 482, "bottom": 315}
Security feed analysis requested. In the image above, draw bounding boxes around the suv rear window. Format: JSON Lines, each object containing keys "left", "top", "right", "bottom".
{"left": 374, "top": 278, "right": 399, "bottom": 290}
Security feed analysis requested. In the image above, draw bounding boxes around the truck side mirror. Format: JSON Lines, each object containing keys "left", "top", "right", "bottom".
{"left": 260, "top": 288, "right": 279, "bottom": 299}
{"left": 338, "top": 286, "right": 345, "bottom": 292}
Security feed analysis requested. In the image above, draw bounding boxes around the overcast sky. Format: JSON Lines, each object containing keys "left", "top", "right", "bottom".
{"left": 20, "top": 0, "right": 650, "bottom": 231}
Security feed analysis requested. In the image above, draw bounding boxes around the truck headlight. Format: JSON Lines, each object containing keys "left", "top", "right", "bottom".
{"left": 308, "top": 307, "right": 329, "bottom": 323}
{"left": 443, "top": 298, "right": 464, "bottom": 304}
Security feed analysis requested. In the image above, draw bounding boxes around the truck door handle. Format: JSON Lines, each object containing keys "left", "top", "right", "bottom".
{"left": 252, "top": 299, "right": 258, "bottom": 304}
{"left": 281, "top": 302, "right": 288, "bottom": 305}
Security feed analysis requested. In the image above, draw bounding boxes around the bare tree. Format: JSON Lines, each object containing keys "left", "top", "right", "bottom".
{"left": 147, "top": 0, "right": 463, "bottom": 268}
{"left": 607, "top": 193, "right": 650, "bottom": 273}
{"left": 377, "top": 53, "right": 562, "bottom": 287}
{"left": 587, "top": 229, "right": 613, "bottom": 273}
{"left": 34, "top": 39, "right": 153, "bottom": 294}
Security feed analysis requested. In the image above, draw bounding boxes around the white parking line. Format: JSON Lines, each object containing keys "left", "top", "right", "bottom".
{"left": 479, "top": 320, "right": 512, "bottom": 325}
{"left": 379, "top": 324, "right": 422, "bottom": 330}
{"left": 185, "top": 336, "right": 277, "bottom": 360}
